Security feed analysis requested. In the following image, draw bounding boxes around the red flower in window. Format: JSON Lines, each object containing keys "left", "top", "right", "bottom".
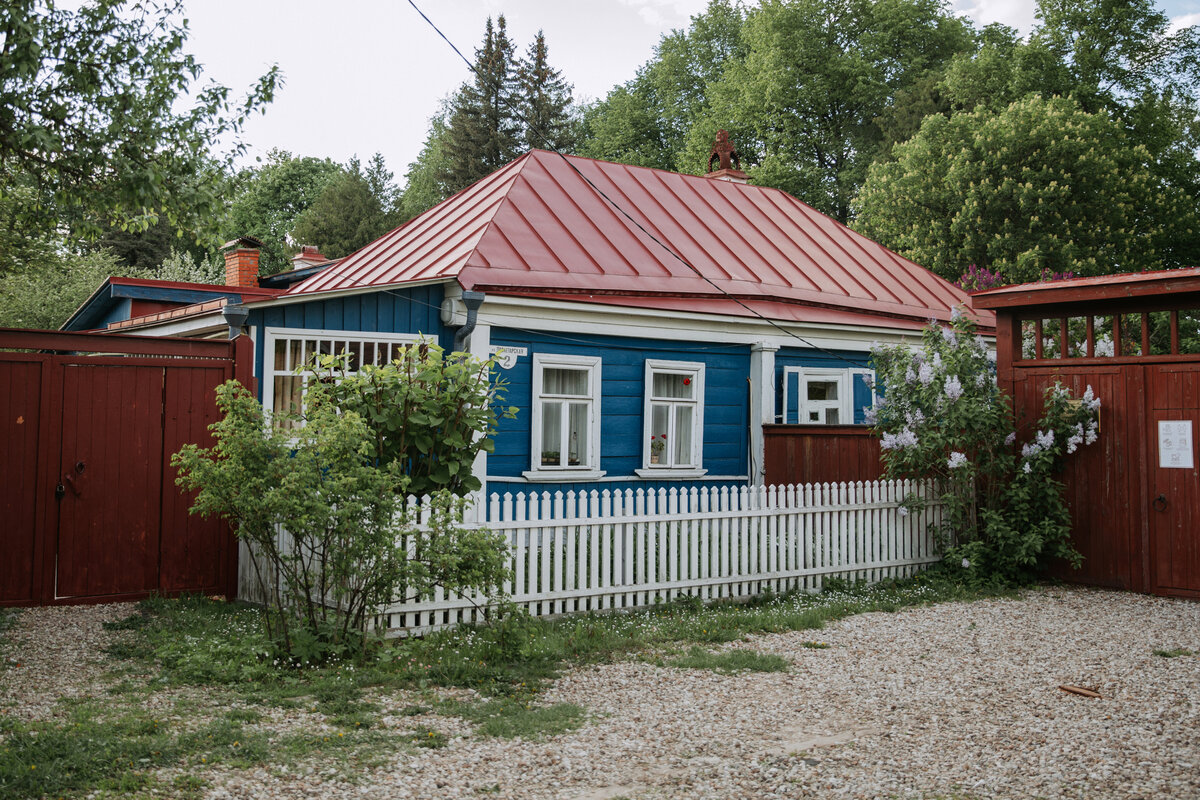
{"left": 683, "top": 377, "right": 691, "bottom": 385}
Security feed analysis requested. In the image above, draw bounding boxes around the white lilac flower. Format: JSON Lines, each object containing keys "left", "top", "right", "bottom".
{"left": 961, "top": 558, "right": 971, "bottom": 569}
{"left": 975, "top": 372, "right": 988, "bottom": 387}
{"left": 947, "top": 451, "right": 968, "bottom": 469}
{"left": 944, "top": 375, "right": 963, "bottom": 401}
{"left": 918, "top": 362, "right": 935, "bottom": 386}
{"left": 932, "top": 352, "right": 943, "bottom": 370}
{"left": 1094, "top": 337, "right": 1115, "bottom": 358}
{"left": 951, "top": 306, "right": 963, "bottom": 321}
{"left": 881, "top": 432, "right": 898, "bottom": 450}
{"left": 895, "top": 428, "right": 919, "bottom": 448}
{"left": 906, "top": 366, "right": 917, "bottom": 384}
{"left": 941, "top": 326, "right": 957, "bottom": 345}
{"left": 1021, "top": 442, "right": 1041, "bottom": 458}
{"left": 863, "top": 406, "right": 878, "bottom": 425}
{"left": 1036, "top": 429, "right": 1055, "bottom": 449}
{"left": 987, "top": 349, "right": 998, "bottom": 363}
{"left": 1023, "top": 461, "right": 1033, "bottom": 474}
{"left": 897, "top": 506, "right": 909, "bottom": 517}
{"left": 1085, "top": 421, "right": 1098, "bottom": 445}
{"left": 1083, "top": 384, "right": 1101, "bottom": 413}
{"left": 1005, "top": 431, "right": 1017, "bottom": 446}
{"left": 862, "top": 373, "right": 875, "bottom": 389}
{"left": 906, "top": 408, "right": 925, "bottom": 426}
{"left": 974, "top": 335, "right": 988, "bottom": 354}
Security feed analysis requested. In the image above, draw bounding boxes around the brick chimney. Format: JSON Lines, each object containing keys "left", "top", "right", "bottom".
{"left": 221, "top": 236, "right": 263, "bottom": 288}
{"left": 705, "top": 129, "right": 748, "bottom": 184}
{"left": 291, "top": 245, "right": 329, "bottom": 270}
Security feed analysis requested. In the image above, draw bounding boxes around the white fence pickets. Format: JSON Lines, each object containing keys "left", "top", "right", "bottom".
{"left": 376, "top": 479, "right": 944, "bottom": 635}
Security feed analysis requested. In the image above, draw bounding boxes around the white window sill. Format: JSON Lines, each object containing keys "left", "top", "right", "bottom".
{"left": 634, "top": 467, "right": 709, "bottom": 479}
{"left": 521, "top": 469, "right": 607, "bottom": 482}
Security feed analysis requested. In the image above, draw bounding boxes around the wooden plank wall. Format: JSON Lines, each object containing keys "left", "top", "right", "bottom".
{"left": 763, "top": 425, "right": 884, "bottom": 486}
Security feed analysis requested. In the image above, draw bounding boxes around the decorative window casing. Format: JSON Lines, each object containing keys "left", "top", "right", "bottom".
{"left": 262, "top": 327, "right": 422, "bottom": 429}
{"left": 524, "top": 353, "right": 604, "bottom": 480}
{"left": 636, "top": 359, "right": 706, "bottom": 478}
{"left": 781, "top": 367, "right": 874, "bottom": 425}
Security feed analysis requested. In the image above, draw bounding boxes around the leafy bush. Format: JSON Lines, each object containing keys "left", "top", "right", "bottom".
{"left": 172, "top": 350, "right": 513, "bottom": 661}
{"left": 869, "top": 309, "right": 1100, "bottom": 583}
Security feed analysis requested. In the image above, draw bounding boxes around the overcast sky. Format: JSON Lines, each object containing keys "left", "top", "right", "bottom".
{"left": 176, "top": 0, "right": 1200, "bottom": 183}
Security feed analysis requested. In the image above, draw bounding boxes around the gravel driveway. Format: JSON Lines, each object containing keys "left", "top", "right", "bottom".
{"left": 2, "top": 586, "right": 1197, "bottom": 799}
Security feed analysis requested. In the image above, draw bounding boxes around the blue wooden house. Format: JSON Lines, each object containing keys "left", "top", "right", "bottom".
{"left": 66, "top": 149, "right": 987, "bottom": 499}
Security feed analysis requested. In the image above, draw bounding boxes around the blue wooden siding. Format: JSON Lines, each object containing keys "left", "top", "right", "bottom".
{"left": 774, "top": 347, "right": 874, "bottom": 424}
{"left": 487, "top": 329, "right": 750, "bottom": 495}
{"left": 247, "top": 285, "right": 449, "bottom": 391}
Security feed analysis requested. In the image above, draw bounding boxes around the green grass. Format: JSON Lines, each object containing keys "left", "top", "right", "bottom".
{"left": 799, "top": 640, "right": 830, "bottom": 649}
{"left": 437, "top": 697, "right": 586, "bottom": 739}
{"left": 1153, "top": 647, "right": 1195, "bottom": 658}
{"left": 664, "top": 646, "right": 790, "bottom": 674}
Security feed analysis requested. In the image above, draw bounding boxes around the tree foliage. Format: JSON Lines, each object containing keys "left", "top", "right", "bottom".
{"left": 518, "top": 31, "right": 577, "bottom": 152}
{"left": 221, "top": 150, "right": 342, "bottom": 275}
{"left": 869, "top": 311, "right": 1101, "bottom": 583}
{"left": 0, "top": 248, "right": 136, "bottom": 329}
{"left": 438, "top": 16, "right": 523, "bottom": 196}
{"left": 693, "top": 0, "right": 975, "bottom": 222}
{"left": 0, "top": 0, "right": 278, "bottom": 244}
{"left": 579, "top": 0, "right": 746, "bottom": 172}
{"left": 855, "top": 94, "right": 1200, "bottom": 283}
{"left": 291, "top": 154, "right": 400, "bottom": 259}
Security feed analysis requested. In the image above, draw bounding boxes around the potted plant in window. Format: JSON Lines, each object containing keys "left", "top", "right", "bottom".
{"left": 541, "top": 450, "right": 560, "bottom": 466}
{"left": 650, "top": 434, "right": 666, "bottom": 464}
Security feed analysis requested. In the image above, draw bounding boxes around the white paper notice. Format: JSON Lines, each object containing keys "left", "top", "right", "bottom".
{"left": 1158, "top": 420, "right": 1195, "bottom": 469}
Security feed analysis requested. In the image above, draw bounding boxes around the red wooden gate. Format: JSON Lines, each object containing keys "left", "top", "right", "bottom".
{"left": 1, "top": 329, "right": 252, "bottom": 606}
{"left": 763, "top": 425, "right": 884, "bottom": 485}
{"left": 975, "top": 270, "right": 1200, "bottom": 598}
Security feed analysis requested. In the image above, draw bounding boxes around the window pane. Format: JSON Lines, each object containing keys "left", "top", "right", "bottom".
{"left": 650, "top": 404, "right": 669, "bottom": 463}
{"left": 652, "top": 371, "right": 693, "bottom": 399}
{"left": 673, "top": 405, "right": 693, "bottom": 466}
{"left": 273, "top": 376, "right": 303, "bottom": 429}
{"left": 541, "top": 401, "right": 563, "bottom": 465}
{"left": 273, "top": 338, "right": 288, "bottom": 371}
{"left": 568, "top": 402, "right": 588, "bottom": 466}
{"left": 347, "top": 340, "right": 362, "bottom": 371}
{"left": 544, "top": 367, "right": 588, "bottom": 396}
{"left": 807, "top": 380, "right": 838, "bottom": 401}
{"left": 826, "top": 408, "right": 840, "bottom": 424}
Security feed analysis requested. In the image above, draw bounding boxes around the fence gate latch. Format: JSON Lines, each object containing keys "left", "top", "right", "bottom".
{"left": 1153, "top": 494, "right": 1169, "bottom": 512}
{"left": 54, "top": 482, "right": 65, "bottom": 501}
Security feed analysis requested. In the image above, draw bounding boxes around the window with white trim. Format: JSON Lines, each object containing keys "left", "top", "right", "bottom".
{"left": 639, "top": 359, "right": 705, "bottom": 476}
{"left": 262, "top": 327, "right": 422, "bottom": 429}
{"left": 781, "top": 366, "right": 875, "bottom": 425}
{"left": 526, "top": 353, "right": 603, "bottom": 479}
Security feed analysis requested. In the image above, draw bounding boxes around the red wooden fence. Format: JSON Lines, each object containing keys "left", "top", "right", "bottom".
{"left": 1, "top": 329, "right": 252, "bottom": 606}
{"left": 763, "top": 425, "right": 884, "bottom": 486}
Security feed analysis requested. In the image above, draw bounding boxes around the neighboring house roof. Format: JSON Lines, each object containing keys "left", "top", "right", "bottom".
{"left": 62, "top": 277, "right": 284, "bottom": 332}
{"left": 292, "top": 149, "right": 986, "bottom": 328}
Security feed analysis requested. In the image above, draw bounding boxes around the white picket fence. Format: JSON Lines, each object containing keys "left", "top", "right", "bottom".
{"left": 378, "top": 479, "right": 944, "bottom": 635}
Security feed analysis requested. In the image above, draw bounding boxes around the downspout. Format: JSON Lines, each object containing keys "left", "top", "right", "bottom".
{"left": 453, "top": 290, "right": 486, "bottom": 352}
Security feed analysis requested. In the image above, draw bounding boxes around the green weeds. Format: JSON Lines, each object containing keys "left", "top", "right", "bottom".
{"left": 664, "top": 646, "right": 789, "bottom": 674}
{"left": 1153, "top": 647, "right": 1195, "bottom": 658}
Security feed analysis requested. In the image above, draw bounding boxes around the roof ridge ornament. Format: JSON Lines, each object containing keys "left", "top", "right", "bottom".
{"left": 706, "top": 130, "right": 748, "bottom": 183}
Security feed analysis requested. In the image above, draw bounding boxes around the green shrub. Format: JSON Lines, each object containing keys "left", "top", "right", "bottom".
{"left": 869, "top": 310, "right": 1101, "bottom": 583}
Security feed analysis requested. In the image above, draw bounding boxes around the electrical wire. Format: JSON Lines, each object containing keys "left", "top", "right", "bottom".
{"left": 403, "top": 0, "right": 876, "bottom": 369}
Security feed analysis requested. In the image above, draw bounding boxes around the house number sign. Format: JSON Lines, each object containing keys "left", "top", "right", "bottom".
{"left": 1158, "top": 420, "right": 1194, "bottom": 469}
{"left": 489, "top": 346, "right": 527, "bottom": 369}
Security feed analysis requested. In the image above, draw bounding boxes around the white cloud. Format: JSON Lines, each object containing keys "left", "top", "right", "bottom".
{"left": 1169, "top": 12, "right": 1200, "bottom": 34}
{"left": 617, "top": 0, "right": 710, "bottom": 31}
{"left": 952, "top": 0, "right": 1037, "bottom": 36}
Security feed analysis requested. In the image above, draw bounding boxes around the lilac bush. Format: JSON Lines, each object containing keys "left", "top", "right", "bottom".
{"left": 870, "top": 309, "right": 1101, "bottom": 583}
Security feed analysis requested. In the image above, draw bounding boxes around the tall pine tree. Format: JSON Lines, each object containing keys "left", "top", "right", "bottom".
{"left": 439, "top": 16, "right": 522, "bottom": 194}
{"left": 519, "top": 31, "right": 577, "bottom": 152}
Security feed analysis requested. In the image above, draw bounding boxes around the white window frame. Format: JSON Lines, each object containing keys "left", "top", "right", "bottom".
{"left": 262, "top": 327, "right": 423, "bottom": 427}
{"left": 635, "top": 359, "right": 707, "bottom": 479}
{"left": 781, "top": 366, "right": 874, "bottom": 425}
{"left": 523, "top": 353, "right": 605, "bottom": 481}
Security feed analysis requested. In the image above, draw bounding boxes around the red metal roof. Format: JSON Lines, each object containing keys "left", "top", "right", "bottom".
{"left": 293, "top": 150, "right": 985, "bottom": 326}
